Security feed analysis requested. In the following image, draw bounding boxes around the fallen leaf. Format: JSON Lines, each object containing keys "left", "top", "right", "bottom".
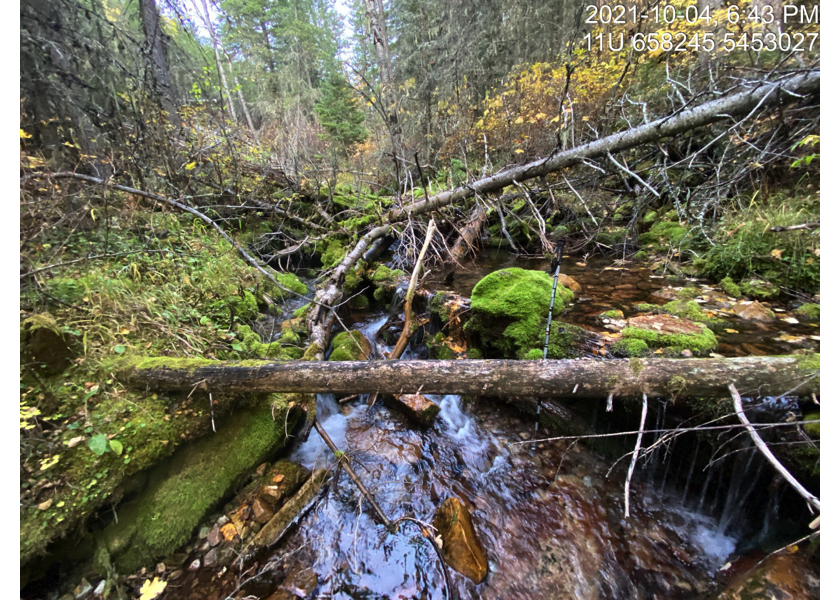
{"left": 771, "top": 248, "right": 783, "bottom": 259}
{"left": 781, "top": 317, "right": 800, "bottom": 324}
{"left": 37, "top": 498, "right": 53, "bottom": 510}
{"left": 724, "top": 328, "right": 739, "bottom": 334}
{"left": 139, "top": 577, "right": 167, "bottom": 600}
{"left": 775, "top": 334, "right": 806, "bottom": 343}
{"left": 220, "top": 522, "right": 238, "bottom": 541}
{"left": 66, "top": 436, "right": 86, "bottom": 448}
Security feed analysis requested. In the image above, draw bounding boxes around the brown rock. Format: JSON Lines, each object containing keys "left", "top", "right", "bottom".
{"left": 385, "top": 394, "right": 441, "bottom": 426}
{"left": 207, "top": 524, "right": 222, "bottom": 547}
{"left": 203, "top": 548, "right": 218, "bottom": 568}
{"left": 627, "top": 314, "right": 703, "bottom": 335}
{"left": 557, "top": 274, "right": 582, "bottom": 294}
{"left": 252, "top": 498, "right": 274, "bottom": 524}
{"left": 731, "top": 301, "right": 775, "bottom": 323}
{"left": 432, "top": 497, "right": 489, "bottom": 584}
{"left": 259, "top": 485, "right": 284, "bottom": 506}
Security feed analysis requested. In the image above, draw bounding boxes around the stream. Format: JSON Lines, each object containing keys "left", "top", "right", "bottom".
{"left": 186, "top": 251, "right": 819, "bottom": 599}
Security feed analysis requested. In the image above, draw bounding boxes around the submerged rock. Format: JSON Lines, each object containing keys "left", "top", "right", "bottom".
{"left": 732, "top": 301, "right": 776, "bottom": 322}
{"left": 433, "top": 497, "right": 489, "bottom": 584}
{"left": 557, "top": 274, "right": 582, "bottom": 294}
{"left": 385, "top": 394, "right": 441, "bottom": 426}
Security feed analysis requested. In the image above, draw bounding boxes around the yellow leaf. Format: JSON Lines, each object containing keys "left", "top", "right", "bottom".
{"left": 20, "top": 129, "right": 33, "bottom": 139}
{"left": 514, "top": 116, "right": 524, "bottom": 124}
{"left": 185, "top": 162, "right": 197, "bottom": 171}
{"left": 119, "top": 328, "right": 131, "bottom": 335}
{"left": 550, "top": 115, "right": 560, "bottom": 123}
{"left": 514, "top": 149, "right": 525, "bottom": 154}
{"left": 770, "top": 249, "right": 783, "bottom": 259}
{"left": 535, "top": 112, "right": 547, "bottom": 120}
{"left": 582, "top": 116, "right": 590, "bottom": 122}
{"left": 139, "top": 577, "right": 167, "bottom": 600}
{"left": 724, "top": 328, "right": 739, "bottom": 334}
{"left": 220, "top": 522, "right": 238, "bottom": 541}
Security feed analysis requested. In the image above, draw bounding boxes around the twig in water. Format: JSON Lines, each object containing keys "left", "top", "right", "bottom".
{"left": 624, "top": 393, "right": 648, "bottom": 518}
{"left": 729, "top": 383, "right": 820, "bottom": 512}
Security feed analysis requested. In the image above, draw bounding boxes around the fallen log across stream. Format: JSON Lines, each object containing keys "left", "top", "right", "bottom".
{"left": 121, "top": 355, "right": 818, "bottom": 400}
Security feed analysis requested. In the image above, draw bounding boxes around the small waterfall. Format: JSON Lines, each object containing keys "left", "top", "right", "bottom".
{"left": 759, "top": 483, "right": 783, "bottom": 541}
{"left": 697, "top": 461, "right": 716, "bottom": 513}
{"left": 681, "top": 440, "right": 701, "bottom": 505}
{"left": 291, "top": 393, "right": 353, "bottom": 470}
{"left": 718, "top": 452, "right": 763, "bottom": 535}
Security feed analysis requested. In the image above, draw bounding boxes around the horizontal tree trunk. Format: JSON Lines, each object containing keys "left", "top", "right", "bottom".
{"left": 123, "top": 355, "right": 818, "bottom": 400}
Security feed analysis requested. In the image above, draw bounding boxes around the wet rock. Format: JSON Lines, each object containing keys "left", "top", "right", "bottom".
{"left": 557, "top": 274, "right": 582, "bottom": 294}
{"left": 259, "top": 484, "right": 284, "bottom": 506}
{"left": 188, "top": 558, "right": 201, "bottom": 571}
{"left": 717, "top": 552, "right": 819, "bottom": 599}
{"left": 73, "top": 578, "right": 93, "bottom": 599}
{"left": 247, "top": 470, "right": 330, "bottom": 554}
{"left": 204, "top": 547, "right": 218, "bottom": 568}
{"left": 207, "top": 524, "right": 222, "bottom": 547}
{"left": 92, "top": 580, "right": 105, "bottom": 597}
{"left": 170, "top": 569, "right": 183, "bottom": 581}
{"left": 217, "top": 515, "right": 230, "bottom": 527}
{"left": 255, "top": 462, "right": 269, "bottom": 477}
{"left": 732, "top": 301, "right": 775, "bottom": 322}
{"left": 199, "top": 525, "right": 210, "bottom": 539}
{"left": 385, "top": 394, "right": 441, "bottom": 426}
{"left": 623, "top": 314, "right": 717, "bottom": 354}
{"left": 432, "top": 497, "right": 489, "bottom": 584}
{"left": 252, "top": 498, "right": 274, "bottom": 524}
{"left": 328, "top": 330, "right": 371, "bottom": 361}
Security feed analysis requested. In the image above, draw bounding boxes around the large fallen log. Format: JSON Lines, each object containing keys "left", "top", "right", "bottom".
{"left": 306, "top": 71, "right": 820, "bottom": 356}
{"left": 122, "top": 355, "right": 818, "bottom": 400}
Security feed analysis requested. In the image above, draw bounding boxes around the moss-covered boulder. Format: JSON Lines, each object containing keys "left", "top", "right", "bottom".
{"left": 621, "top": 314, "right": 717, "bottom": 355}
{"left": 795, "top": 303, "right": 820, "bottom": 321}
{"left": 274, "top": 272, "right": 307, "bottom": 300}
{"left": 21, "top": 313, "right": 75, "bottom": 375}
{"left": 739, "top": 278, "right": 780, "bottom": 300}
{"left": 102, "top": 400, "right": 301, "bottom": 572}
{"left": 328, "top": 330, "right": 371, "bottom": 361}
{"left": 662, "top": 300, "right": 722, "bottom": 326}
{"left": 637, "top": 221, "right": 689, "bottom": 248}
{"left": 611, "top": 338, "right": 649, "bottom": 357}
{"left": 719, "top": 277, "right": 742, "bottom": 298}
{"left": 466, "top": 268, "right": 578, "bottom": 359}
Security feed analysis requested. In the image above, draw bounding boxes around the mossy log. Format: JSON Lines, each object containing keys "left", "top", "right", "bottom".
{"left": 122, "top": 355, "right": 818, "bottom": 400}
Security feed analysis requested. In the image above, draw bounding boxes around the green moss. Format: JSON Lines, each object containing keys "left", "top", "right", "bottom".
{"left": 795, "top": 303, "right": 820, "bottom": 321}
{"left": 523, "top": 349, "right": 543, "bottom": 360}
{"left": 373, "top": 286, "right": 390, "bottom": 304}
{"left": 634, "top": 250, "right": 649, "bottom": 262}
{"left": 371, "top": 264, "right": 406, "bottom": 285}
{"left": 637, "top": 221, "right": 689, "bottom": 247}
{"left": 628, "top": 358, "right": 644, "bottom": 375}
{"left": 233, "top": 325, "right": 293, "bottom": 360}
{"left": 467, "top": 348, "right": 484, "bottom": 360}
{"left": 104, "top": 401, "right": 299, "bottom": 572}
{"left": 719, "top": 277, "right": 742, "bottom": 298}
{"left": 622, "top": 325, "right": 718, "bottom": 355}
{"left": 342, "top": 267, "right": 364, "bottom": 294}
{"left": 328, "top": 331, "right": 371, "bottom": 361}
{"left": 601, "top": 310, "right": 624, "bottom": 319}
{"left": 662, "top": 300, "right": 721, "bottom": 325}
{"left": 349, "top": 294, "right": 370, "bottom": 310}
{"left": 611, "top": 338, "right": 649, "bottom": 357}
{"left": 596, "top": 227, "right": 628, "bottom": 246}
{"left": 634, "top": 303, "right": 663, "bottom": 313}
{"left": 318, "top": 238, "right": 347, "bottom": 269}
{"left": 466, "top": 268, "right": 576, "bottom": 359}
{"left": 642, "top": 210, "right": 658, "bottom": 225}
{"left": 292, "top": 303, "right": 312, "bottom": 319}
{"left": 302, "top": 343, "right": 320, "bottom": 361}
{"left": 739, "top": 278, "right": 780, "bottom": 300}
{"left": 274, "top": 273, "right": 307, "bottom": 300}
{"left": 430, "top": 292, "right": 451, "bottom": 321}
{"left": 803, "top": 411, "right": 820, "bottom": 438}
{"left": 675, "top": 287, "right": 702, "bottom": 300}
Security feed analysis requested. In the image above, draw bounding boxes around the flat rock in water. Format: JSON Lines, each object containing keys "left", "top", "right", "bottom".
{"left": 557, "top": 274, "right": 582, "bottom": 294}
{"left": 731, "top": 301, "right": 775, "bottom": 322}
{"left": 385, "top": 394, "right": 441, "bottom": 426}
{"left": 626, "top": 314, "right": 703, "bottom": 335}
{"left": 432, "top": 497, "right": 489, "bottom": 584}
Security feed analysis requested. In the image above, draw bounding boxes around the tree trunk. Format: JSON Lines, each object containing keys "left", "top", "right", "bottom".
{"left": 306, "top": 71, "right": 820, "bottom": 357}
{"left": 139, "top": 0, "right": 178, "bottom": 125}
{"left": 199, "top": 0, "right": 236, "bottom": 124}
{"left": 122, "top": 355, "right": 818, "bottom": 400}
{"left": 363, "top": 0, "right": 402, "bottom": 159}
{"left": 448, "top": 205, "right": 487, "bottom": 264}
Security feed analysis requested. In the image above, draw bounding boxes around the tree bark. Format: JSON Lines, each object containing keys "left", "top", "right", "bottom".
{"left": 123, "top": 355, "right": 818, "bottom": 400}
{"left": 448, "top": 205, "right": 487, "bottom": 264}
{"left": 199, "top": 0, "right": 236, "bottom": 124}
{"left": 139, "top": 0, "right": 178, "bottom": 125}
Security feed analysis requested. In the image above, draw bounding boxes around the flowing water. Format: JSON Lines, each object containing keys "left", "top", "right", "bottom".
{"left": 193, "top": 252, "right": 818, "bottom": 599}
